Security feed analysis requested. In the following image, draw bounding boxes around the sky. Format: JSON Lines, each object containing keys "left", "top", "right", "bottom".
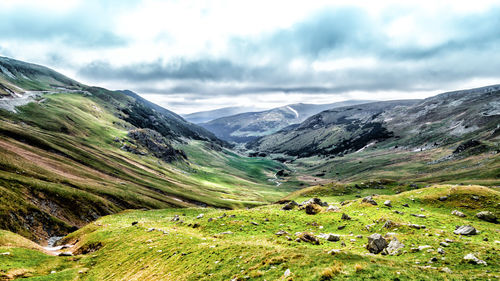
{"left": 1, "top": 0, "right": 500, "bottom": 114}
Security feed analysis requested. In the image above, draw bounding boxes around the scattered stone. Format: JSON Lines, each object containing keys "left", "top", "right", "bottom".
{"left": 192, "top": 223, "right": 200, "bottom": 228}
{"left": 301, "top": 198, "right": 328, "bottom": 207}
{"left": 451, "top": 210, "right": 466, "bottom": 217}
{"left": 0, "top": 252, "right": 10, "bottom": 256}
{"left": 219, "top": 231, "right": 233, "bottom": 235}
{"left": 284, "top": 268, "right": 291, "bottom": 278}
{"left": 147, "top": 228, "right": 155, "bottom": 232}
{"left": 356, "top": 235, "right": 363, "bottom": 239}
{"left": 393, "top": 210, "right": 404, "bottom": 215}
{"left": 463, "top": 253, "right": 487, "bottom": 265}
{"left": 471, "top": 195, "right": 479, "bottom": 201}
{"left": 282, "top": 201, "right": 298, "bottom": 210}
{"left": 483, "top": 237, "right": 488, "bottom": 241}
{"left": 340, "top": 241, "right": 346, "bottom": 247}
{"left": 318, "top": 233, "right": 341, "bottom": 242}
{"left": 382, "top": 220, "right": 398, "bottom": 229}
{"left": 208, "top": 218, "right": 213, "bottom": 222}
{"left": 131, "top": 221, "right": 138, "bottom": 226}
{"left": 441, "top": 267, "right": 452, "bottom": 274}
{"left": 476, "top": 211, "right": 497, "bottom": 223}
{"left": 437, "top": 248, "right": 445, "bottom": 255}
{"left": 402, "top": 203, "right": 409, "bottom": 207}
{"left": 251, "top": 221, "right": 259, "bottom": 226}
{"left": 440, "top": 242, "right": 450, "bottom": 247}
{"left": 326, "top": 205, "right": 340, "bottom": 212}
{"left": 338, "top": 225, "right": 346, "bottom": 230}
{"left": 453, "top": 225, "right": 477, "bottom": 236}
{"left": 365, "top": 223, "right": 375, "bottom": 231}
{"left": 445, "top": 238, "right": 453, "bottom": 243}
{"left": 430, "top": 257, "right": 438, "bottom": 262}
{"left": 341, "top": 213, "right": 351, "bottom": 220}
{"left": 438, "top": 196, "right": 448, "bottom": 201}
{"left": 411, "top": 214, "right": 427, "bottom": 218}
{"left": 382, "top": 237, "right": 404, "bottom": 255}
{"left": 305, "top": 203, "right": 322, "bottom": 215}
{"left": 196, "top": 214, "right": 204, "bottom": 219}
{"left": 408, "top": 224, "right": 426, "bottom": 229}
{"left": 59, "top": 252, "right": 73, "bottom": 256}
{"left": 362, "top": 196, "right": 378, "bottom": 205}
{"left": 328, "top": 249, "right": 341, "bottom": 255}
{"left": 366, "top": 233, "right": 388, "bottom": 254}
{"left": 296, "top": 232, "right": 320, "bottom": 245}
{"left": 275, "top": 230, "right": 289, "bottom": 236}
{"left": 384, "top": 200, "right": 392, "bottom": 207}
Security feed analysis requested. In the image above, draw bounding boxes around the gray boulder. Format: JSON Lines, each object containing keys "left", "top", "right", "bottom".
{"left": 366, "top": 233, "right": 388, "bottom": 254}
{"left": 318, "top": 233, "right": 341, "bottom": 242}
{"left": 453, "top": 225, "right": 477, "bottom": 236}
{"left": 341, "top": 213, "right": 351, "bottom": 220}
{"left": 383, "top": 200, "right": 392, "bottom": 207}
{"left": 451, "top": 210, "right": 466, "bottom": 217}
{"left": 463, "top": 253, "right": 487, "bottom": 265}
{"left": 382, "top": 237, "right": 404, "bottom": 255}
{"left": 362, "top": 196, "right": 378, "bottom": 205}
{"left": 476, "top": 211, "right": 497, "bottom": 223}
{"left": 282, "top": 201, "right": 298, "bottom": 210}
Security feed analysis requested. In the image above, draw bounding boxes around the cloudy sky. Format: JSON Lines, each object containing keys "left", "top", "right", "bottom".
{"left": 1, "top": 0, "right": 499, "bottom": 114}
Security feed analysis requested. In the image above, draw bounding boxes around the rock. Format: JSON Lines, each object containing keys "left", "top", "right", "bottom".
{"left": 453, "top": 225, "right": 477, "bottom": 236}
{"left": 196, "top": 214, "right": 204, "bottom": 219}
{"left": 383, "top": 220, "right": 399, "bottom": 229}
{"left": 338, "top": 225, "right": 346, "bottom": 230}
{"left": 131, "top": 221, "right": 138, "bottom": 226}
{"left": 219, "top": 231, "right": 233, "bottom": 235}
{"left": 408, "top": 224, "right": 426, "bottom": 229}
{"left": 382, "top": 237, "right": 404, "bottom": 255}
{"left": 463, "top": 253, "right": 487, "bottom": 265}
{"left": 318, "top": 233, "right": 340, "bottom": 242}
{"left": 305, "top": 203, "right": 322, "bottom": 215}
{"left": 451, "top": 210, "right": 466, "bottom": 217}
{"left": 483, "top": 237, "right": 488, "bottom": 241}
{"left": 58, "top": 252, "right": 73, "bottom": 256}
{"left": 326, "top": 205, "right": 340, "bottom": 212}
{"left": 362, "top": 196, "right": 378, "bottom": 205}
{"left": 437, "top": 248, "right": 445, "bottom": 255}
{"left": 411, "top": 214, "right": 427, "bottom": 218}
{"left": 284, "top": 268, "right": 291, "bottom": 277}
{"left": 171, "top": 215, "right": 180, "bottom": 221}
{"left": 384, "top": 200, "right": 392, "bottom": 207}
{"left": 147, "top": 228, "right": 155, "bottom": 232}
{"left": 471, "top": 195, "right": 479, "bottom": 201}
{"left": 430, "top": 257, "right": 438, "bottom": 262}
{"left": 282, "top": 201, "right": 298, "bottom": 210}
{"left": 366, "top": 233, "right": 388, "bottom": 254}
{"left": 439, "top": 242, "right": 450, "bottom": 247}
{"left": 341, "top": 213, "right": 351, "bottom": 220}
{"left": 402, "top": 203, "right": 409, "bottom": 207}
{"left": 275, "top": 230, "right": 289, "bottom": 236}
{"left": 328, "top": 249, "right": 341, "bottom": 255}
{"left": 0, "top": 252, "right": 10, "bottom": 256}
{"left": 296, "top": 232, "right": 320, "bottom": 245}
{"left": 476, "top": 211, "right": 497, "bottom": 223}
{"left": 365, "top": 223, "right": 375, "bottom": 231}
{"left": 301, "top": 198, "right": 328, "bottom": 207}
{"left": 393, "top": 210, "right": 404, "bottom": 215}
{"left": 251, "top": 221, "right": 259, "bottom": 226}
{"left": 441, "top": 267, "right": 452, "bottom": 274}
{"left": 438, "top": 196, "right": 448, "bottom": 201}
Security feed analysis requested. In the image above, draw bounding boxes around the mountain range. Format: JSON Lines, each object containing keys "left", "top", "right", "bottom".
{"left": 199, "top": 100, "right": 373, "bottom": 143}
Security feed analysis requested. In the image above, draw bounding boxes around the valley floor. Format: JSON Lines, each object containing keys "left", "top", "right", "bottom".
{"left": 1, "top": 184, "right": 498, "bottom": 280}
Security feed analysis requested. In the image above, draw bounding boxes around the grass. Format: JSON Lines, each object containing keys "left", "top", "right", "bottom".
{"left": 1, "top": 184, "right": 497, "bottom": 280}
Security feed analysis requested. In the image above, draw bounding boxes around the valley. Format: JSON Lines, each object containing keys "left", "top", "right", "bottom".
{"left": 0, "top": 57, "right": 498, "bottom": 280}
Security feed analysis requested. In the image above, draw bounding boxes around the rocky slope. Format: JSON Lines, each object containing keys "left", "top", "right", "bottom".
{"left": 200, "top": 100, "right": 372, "bottom": 143}
{"left": 248, "top": 85, "right": 500, "bottom": 158}
{"left": 0, "top": 57, "right": 286, "bottom": 243}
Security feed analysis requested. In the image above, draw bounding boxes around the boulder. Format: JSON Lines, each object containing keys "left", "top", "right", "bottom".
{"left": 438, "top": 196, "right": 448, "bottom": 201}
{"left": 366, "top": 233, "right": 388, "bottom": 254}
{"left": 58, "top": 252, "right": 73, "bottom": 256}
{"left": 296, "top": 232, "right": 320, "bottom": 245}
{"left": 476, "top": 211, "right": 497, "bottom": 223}
{"left": 453, "top": 225, "right": 477, "bottom": 236}
{"left": 318, "top": 233, "right": 340, "bottom": 242}
{"left": 282, "top": 201, "right": 298, "bottom": 210}
{"left": 326, "top": 205, "right": 340, "bottom": 212}
{"left": 275, "top": 230, "right": 289, "bottom": 236}
{"left": 408, "top": 224, "right": 426, "bottom": 229}
{"left": 341, "top": 213, "right": 351, "bottom": 220}
{"left": 362, "top": 196, "right": 378, "bottom": 205}
{"left": 305, "top": 203, "right": 322, "bottom": 215}
{"left": 382, "top": 220, "right": 398, "bottom": 229}
{"left": 301, "top": 198, "right": 328, "bottom": 207}
{"left": 382, "top": 237, "right": 404, "bottom": 255}
{"left": 463, "top": 253, "right": 487, "bottom": 265}
{"left": 196, "top": 214, "right": 204, "bottom": 219}
{"left": 411, "top": 214, "right": 427, "bottom": 218}
{"left": 451, "top": 210, "right": 466, "bottom": 217}
{"left": 384, "top": 200, "right": 392, "bottom": 207}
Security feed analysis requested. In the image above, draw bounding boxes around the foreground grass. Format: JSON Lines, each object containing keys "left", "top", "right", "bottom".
{"left": 1, "top": 185, "right": 498, "bottom": 280}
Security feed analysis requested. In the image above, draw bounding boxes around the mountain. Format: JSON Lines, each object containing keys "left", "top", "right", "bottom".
{"left": 0, "top": 57, "right": 286, "bottom": 242}
{"left": 248, "top": 86, "right": 500, "bottom": 158}
{"left": 183, "top": 106, "right": 264, "bottom": 123}
{"left": 200, "top": 100, "right": 373, "bottom": 143}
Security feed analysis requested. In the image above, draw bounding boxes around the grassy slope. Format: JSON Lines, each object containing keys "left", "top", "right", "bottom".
{"left": 1, "top": 185, "right": 498, "bottom": 280}
{"left": 0, "top": 92, "right": 289, "bottom": 242}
